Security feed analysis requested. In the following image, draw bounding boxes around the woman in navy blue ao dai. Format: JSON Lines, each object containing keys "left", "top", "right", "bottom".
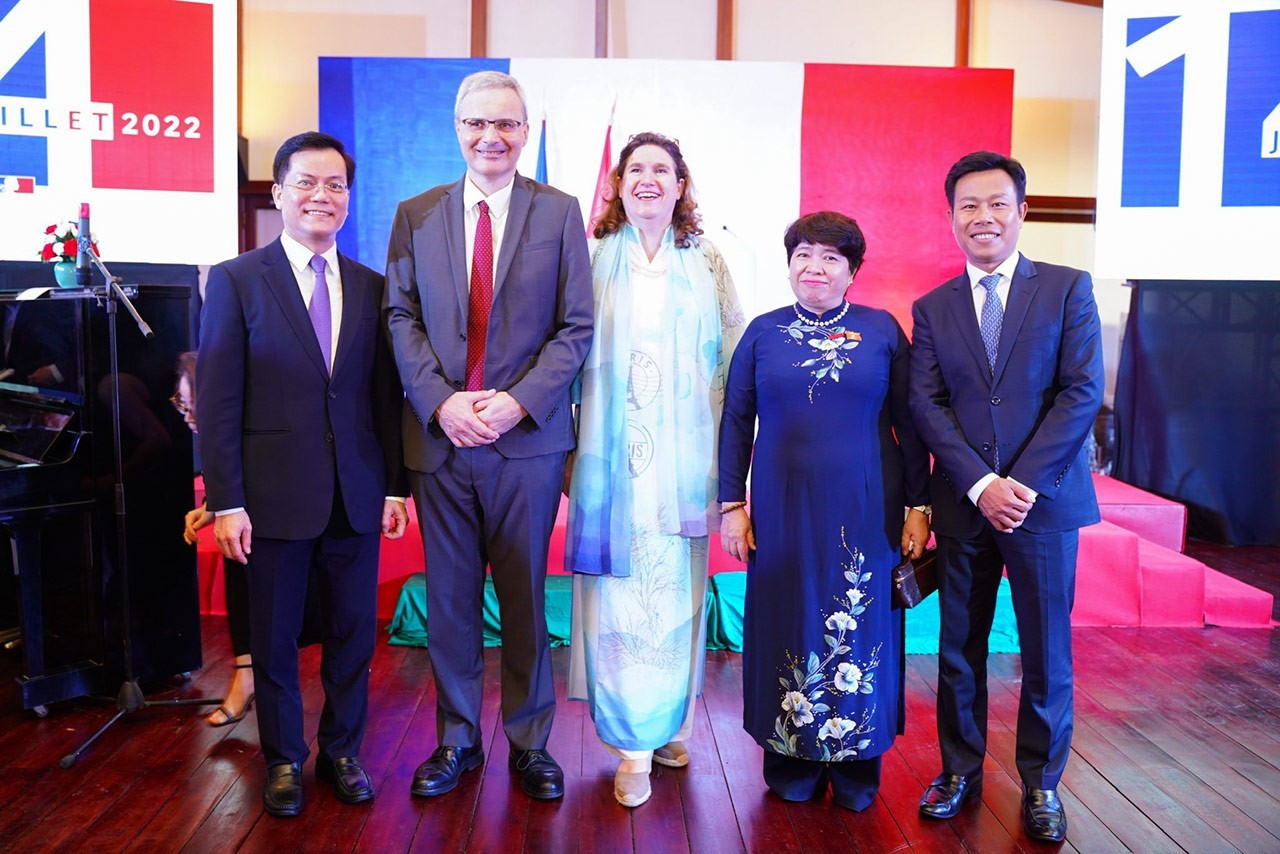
{"left": 718, "top": 211, "right": 931, "bottom": 810}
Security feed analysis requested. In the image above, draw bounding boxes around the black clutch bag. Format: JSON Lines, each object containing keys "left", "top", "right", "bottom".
{"left": 892, "top": 548, "right": 939, "bottom": 609}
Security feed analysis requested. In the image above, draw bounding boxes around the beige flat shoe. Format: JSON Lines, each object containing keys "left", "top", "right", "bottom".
{"left": 613, "top": 769, "right": 652, "bottom": 808}
{"left": 653, "top": 741, "right": 689, "bottom": 768}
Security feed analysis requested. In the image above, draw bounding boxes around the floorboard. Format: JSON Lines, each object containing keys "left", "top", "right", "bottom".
{"left": 2, "top": 598, "right": 1277, "bottom": 852}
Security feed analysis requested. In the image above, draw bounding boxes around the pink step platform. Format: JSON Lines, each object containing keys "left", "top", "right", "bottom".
{"left": 1072, "top": 476, "right": 1272, "bottom": 627}
{"left": 1092, "top": 472, "right": 1187, "bottom": 553}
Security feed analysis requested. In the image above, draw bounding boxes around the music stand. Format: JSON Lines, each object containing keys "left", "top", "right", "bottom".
{"left": 60, "top": 250, "right": 221, "bottom": 768}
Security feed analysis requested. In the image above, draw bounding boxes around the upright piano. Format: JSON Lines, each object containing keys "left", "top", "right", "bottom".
{"left": 0, "top": 281, "right": 202, "bottom": 712}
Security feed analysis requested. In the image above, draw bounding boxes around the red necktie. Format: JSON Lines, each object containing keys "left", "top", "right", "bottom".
{"left": 465, "top": 200, "right": 492, "bottom": 391}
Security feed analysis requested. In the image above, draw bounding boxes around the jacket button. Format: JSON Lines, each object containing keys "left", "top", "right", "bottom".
{"left": 328, "top": 391, "right": 337, "bottom": 399}
{"left": 990, "top": 396, "right": 1001, "bottom": 405}
{"left": 982, "top": 442, "right": 992, "bottom": 451}
{"left": 453, "top": 380, "right": 463, "bottom": 389}
{"left": 325, "top": 432, "right": 335, "bottom": 443}
{"left": 459, "top": 333, "right": 466, "bottom": 341}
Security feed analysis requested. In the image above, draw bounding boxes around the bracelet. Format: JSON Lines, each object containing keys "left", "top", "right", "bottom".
{"left": 909, "top": 504, "right": 932, "bottom": 516}
{"left": 719, "top": 501, "right": 747, "bottom": 514}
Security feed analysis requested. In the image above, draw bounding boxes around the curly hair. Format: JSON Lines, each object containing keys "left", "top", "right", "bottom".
{"left": 592, "top": 132, "right": 703, "bottom": 248}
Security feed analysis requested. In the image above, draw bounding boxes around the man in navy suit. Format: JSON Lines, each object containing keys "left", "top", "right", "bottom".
{"left": 384, "top": 71, "right": 592, "bottom": 801}
{"left": 199, "top": 132, "right": 408, "bottom": 817}
{"left": 909, "top": 151, "right": 1103, "bottom": 843}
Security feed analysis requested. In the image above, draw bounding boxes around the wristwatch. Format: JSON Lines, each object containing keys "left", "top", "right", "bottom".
{"left": 910, "top": 505, "right": 933, "bottom": 516}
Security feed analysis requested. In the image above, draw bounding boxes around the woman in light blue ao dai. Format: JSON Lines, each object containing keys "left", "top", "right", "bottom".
{"left": 566, "top": 132, "right": 744, "bottom": 808}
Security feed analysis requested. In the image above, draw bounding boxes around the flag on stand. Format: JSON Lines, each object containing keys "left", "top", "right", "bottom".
{"left": 586, "top": 98, "right": 616, "bottom": 238}
{"left": 0, "top": 176, "right": 36, "bottom": 194}
{"left": 535, "top": 114, "right": 549, "bottom": 184}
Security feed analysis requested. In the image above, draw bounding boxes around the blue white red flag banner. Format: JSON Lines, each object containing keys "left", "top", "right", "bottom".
{"left": 0, "top": 0, "right": 238, "bottom": 265}
{"left": 320, "top": 58, "right": 1011, "bottom": 329}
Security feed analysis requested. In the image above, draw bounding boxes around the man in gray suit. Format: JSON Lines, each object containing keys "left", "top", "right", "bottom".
{"left": 385, "top": 71, "right": 593, "bottom": 801}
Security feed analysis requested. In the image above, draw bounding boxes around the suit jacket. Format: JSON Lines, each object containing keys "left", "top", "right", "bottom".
{"left": 909, "top": 254, "right": 1104, "bottom": 538}
{"left": 197, "top": 238, "right": 406, "bottom": 540}
{"left": 384, "top": 173, "right": 593, "bottom": 473}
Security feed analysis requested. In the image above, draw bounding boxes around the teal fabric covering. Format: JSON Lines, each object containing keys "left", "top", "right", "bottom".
{"left": 903, "top": 574, "right": 1020, "bottom": 654}
{"left": 706, "top": 572, "right": 747, "bottom": 651}
{"left": 387, "top": 574, "right": 576, "bottom": 648}
{"left": 387, "top": 571, "right": 1020, "bottom": 655}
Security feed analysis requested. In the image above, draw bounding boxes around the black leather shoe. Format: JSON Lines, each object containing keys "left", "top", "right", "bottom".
{"left": 263, "top": 762, "right": 304, "bottom": 817}
{"left": 410, "top": 745, "right": 484, "bottom": 797}
{"left": 509, "top": 749, "right": 564, "bottom": 800}
{"left": 1022, "top": 787, "right": 1068, "bottom": 843}
{"left": 317, "top": 754, "right": 375, "bottom": 804}
{"left": 919, "top": 772, "right": 983, "bottom": 819}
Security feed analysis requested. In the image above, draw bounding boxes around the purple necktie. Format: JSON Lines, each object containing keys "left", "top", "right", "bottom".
{"left": 309, "top": 254, "right": 332, "bottom": 373}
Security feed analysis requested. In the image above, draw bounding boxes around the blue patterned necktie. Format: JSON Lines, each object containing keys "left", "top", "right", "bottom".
{"left": 308, "top": 254, "right": 332, "bottom": 373}
{"left": 979, "top": 273, "right": 1003, "bottom": 374}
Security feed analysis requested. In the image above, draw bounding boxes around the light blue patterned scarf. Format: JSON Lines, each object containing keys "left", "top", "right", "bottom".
{"left": 566, "top": 224, "right": 729, "bottom": 577}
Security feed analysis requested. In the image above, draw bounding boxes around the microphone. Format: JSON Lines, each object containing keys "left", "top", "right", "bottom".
{"left": 76, "top": 201, "right": 92, "bottom": 287}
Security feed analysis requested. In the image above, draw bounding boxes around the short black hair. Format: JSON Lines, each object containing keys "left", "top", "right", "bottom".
{"left": 944, "top": 150, "right": 1026, "bottom": 207}
{"left": 272, "top": 131, "right": 355, "bottom": 189}
{"left": 783, "top": 211, "right": 867, "bottom": 271}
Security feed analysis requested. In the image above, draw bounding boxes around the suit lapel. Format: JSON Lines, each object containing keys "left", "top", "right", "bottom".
{"left": 261, "top": 239, "right": 329, "bottom": 379}
{"left": 992, "top": 254, "right": 1039, "bottom": 383}
{"left": 495, "top": 175, "right": 532, "bottom": 297}
{"left": 442, "top": 178, "right": 469, "bottom": 320}
{"left": 945, "top": 272, "right": 991, "bottom": 380}
{"left": 330, "top": 254, "right": 365, "bottom": 380}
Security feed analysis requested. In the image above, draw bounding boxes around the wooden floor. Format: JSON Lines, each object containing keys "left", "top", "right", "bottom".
{"left": 2, "top": 548, "right": 1277, "bottom": 852}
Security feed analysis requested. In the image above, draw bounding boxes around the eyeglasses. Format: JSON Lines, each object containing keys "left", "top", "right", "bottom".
{"left": 169, "top": 393, "right": 191, "bottom": 415}
{"left": 284, "top": 179, "right": 349, "bottom": 195}
{"left": 457, "top": 117, "right": 527, "bottom": 135}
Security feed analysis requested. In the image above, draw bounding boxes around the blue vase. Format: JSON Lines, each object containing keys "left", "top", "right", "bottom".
{"left": 53, "top": 260, "right": 78, "bottom": 288}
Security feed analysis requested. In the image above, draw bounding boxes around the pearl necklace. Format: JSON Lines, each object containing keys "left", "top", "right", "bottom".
{"left": 795, "top": 300, "right": 850, "bottom": 328}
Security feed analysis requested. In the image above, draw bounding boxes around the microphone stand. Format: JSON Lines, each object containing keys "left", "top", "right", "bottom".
{"left": 59, "top": 247, "right": 221, "bottom": 768}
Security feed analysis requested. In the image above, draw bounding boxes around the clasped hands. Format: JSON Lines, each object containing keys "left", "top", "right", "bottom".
{"left": 977, "top": 476, "right": 1037, "bottom": 533}
{"left": 436, "top": 389, "right": 527, "bottom": 448}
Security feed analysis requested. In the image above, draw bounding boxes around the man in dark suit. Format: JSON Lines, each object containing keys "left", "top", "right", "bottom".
{"left": 198, "top": 131, "right": 408, "bottom": 817}
{"left": 384, "top": 70, "right": 592, "bottom": 801}
{"left": 909, "top": 151, "right": 1103, "bottom": 843}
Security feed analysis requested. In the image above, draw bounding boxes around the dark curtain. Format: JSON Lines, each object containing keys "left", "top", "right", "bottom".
{"left": 1114, "top": 280, "right": 1280, "bottom": 546}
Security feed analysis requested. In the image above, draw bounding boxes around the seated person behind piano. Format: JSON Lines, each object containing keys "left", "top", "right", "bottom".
{"left": 174, "top": 351, "right": 255, "bottom": 726}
